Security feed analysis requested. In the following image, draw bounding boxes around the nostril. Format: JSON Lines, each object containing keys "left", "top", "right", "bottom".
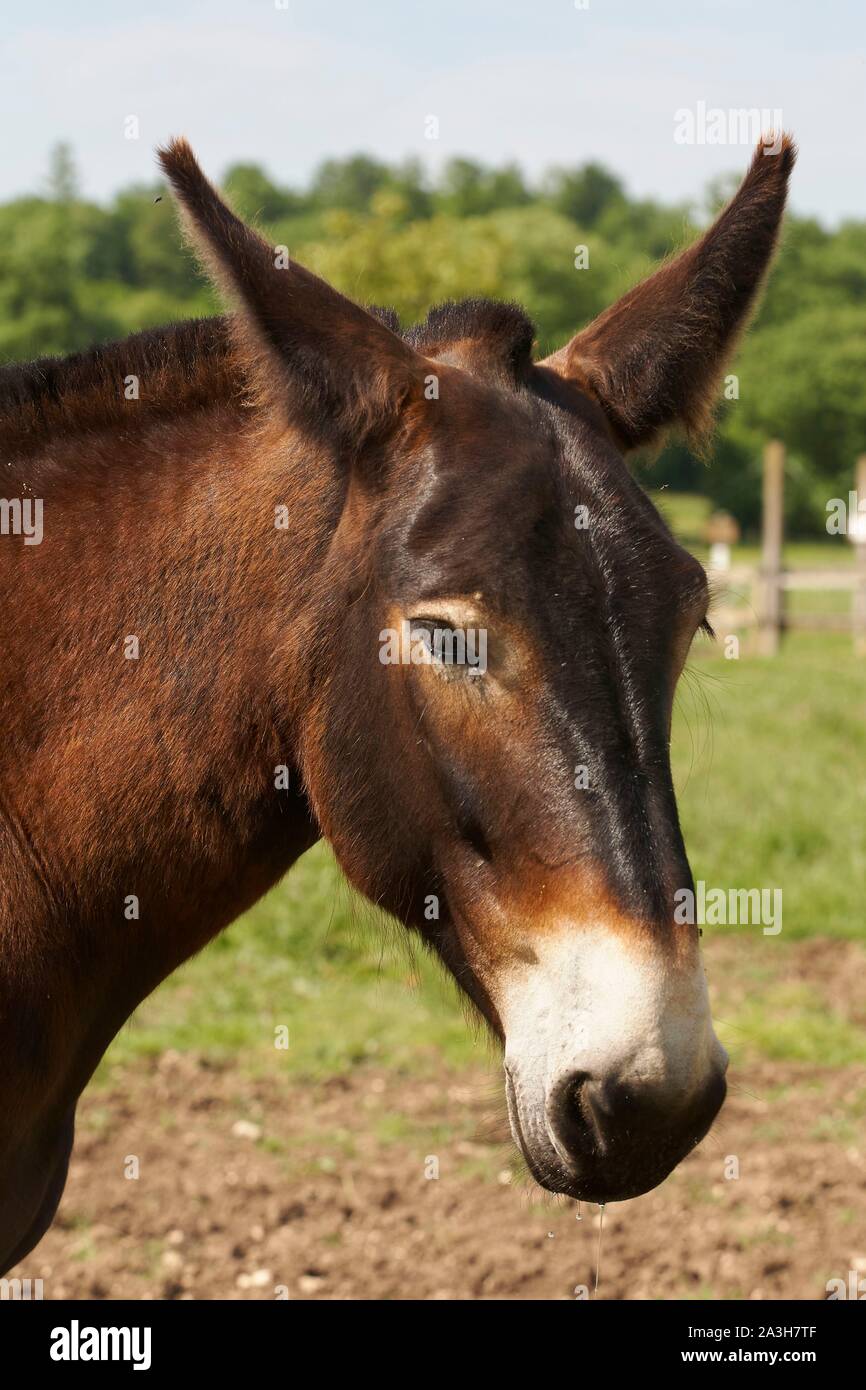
{"left": 549, "top": 1071, "right": 599, "bottom": 1156}
{"left": 540, "top": 1064, "right": 728, "bottom": 1201}
{"left": 567, "top": 1071, "right": 592, "bottom": 1112}
{"left": 581, "top": 1075, "right": 638, "bottom": 1126}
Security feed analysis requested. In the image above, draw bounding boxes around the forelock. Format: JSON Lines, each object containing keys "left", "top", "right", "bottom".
{"left": 404, "top": 298, "right": 536, "bottom": 384}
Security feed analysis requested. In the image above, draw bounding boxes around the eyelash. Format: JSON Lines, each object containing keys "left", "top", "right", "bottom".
{"left": 412, "top": 621, "right": 456, "bottom": 663}
{"left": 410, "top": 621, "right": 486, "bottom": 677}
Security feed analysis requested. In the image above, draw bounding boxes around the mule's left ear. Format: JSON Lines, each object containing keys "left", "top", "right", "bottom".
{"left": 541, "top": 135, "right": 796, "bottom": 450}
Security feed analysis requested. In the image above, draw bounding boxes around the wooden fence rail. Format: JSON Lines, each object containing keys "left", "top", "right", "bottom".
{"left": 706, "top": 443, "right": 866, "bottom": 655}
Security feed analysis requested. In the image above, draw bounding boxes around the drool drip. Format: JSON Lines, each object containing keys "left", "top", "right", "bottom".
{"left": 594, "top": 1203, "right": 606, "bottom": 1298}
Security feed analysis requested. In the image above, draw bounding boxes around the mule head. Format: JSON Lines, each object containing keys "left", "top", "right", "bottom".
{"left": 159, "top": 135, "right": 795, "bottom": 1203}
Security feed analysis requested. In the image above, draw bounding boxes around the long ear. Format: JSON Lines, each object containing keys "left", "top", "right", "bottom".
{"left": 157, "top": 137, "right": 423, "bottom": 440}
{"left": 541, "top": 134, "right": 796, "bottom": 450}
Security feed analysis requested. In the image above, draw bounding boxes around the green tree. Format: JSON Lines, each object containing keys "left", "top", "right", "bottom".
{"left": 311, "top": 154, "right": 392, "bottom": 211}
{"left": 544, "top": 162, "right": 625, "bottom": 227}
{"left": 2, "top": 143, "right": 865, "bottom": 537}
{"left": 223, "top": 163, "right": 302, "bottom": 222}
{"left": 46, "top": 142, "right": 79, "bottom": 204}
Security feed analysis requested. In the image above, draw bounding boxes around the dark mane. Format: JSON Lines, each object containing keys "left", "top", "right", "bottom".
{"left": 406, "top": 298, "right": 536, "bottom": 377}
{"left": 0, "top": 317, "right": 238, "bottom": 457}
{"left": 0, "top": 317, "right": 228, "bottom": 413}
{"left": 0, "top": 298, "right": 536, "bottom": 456}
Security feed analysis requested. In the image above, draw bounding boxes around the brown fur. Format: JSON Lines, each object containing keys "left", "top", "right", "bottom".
{"left": 0, "top": 136, "right": 794, "bottom": 1269}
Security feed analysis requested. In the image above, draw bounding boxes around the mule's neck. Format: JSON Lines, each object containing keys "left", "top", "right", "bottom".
{"left": 0, "top": 399, "right": 344, "bottom": 969}
{"left": 0, "top": 392, "right": 350, "bottom": 1154}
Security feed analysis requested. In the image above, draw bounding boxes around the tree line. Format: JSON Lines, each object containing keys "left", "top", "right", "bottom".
{"left": 3, "top": 143, "right": 865, "bottom": 534}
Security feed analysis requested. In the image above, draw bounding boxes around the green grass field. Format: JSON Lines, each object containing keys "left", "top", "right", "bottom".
{"left": 676, "top": 632, "right": 864, "bottom": 943}
{"left": 101, "top": 506, "right": 865, "bottom": 1088}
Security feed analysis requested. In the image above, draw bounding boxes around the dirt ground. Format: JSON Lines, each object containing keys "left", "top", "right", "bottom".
{"left": 9, "top": 939, "right": 866, "bottom": 1302}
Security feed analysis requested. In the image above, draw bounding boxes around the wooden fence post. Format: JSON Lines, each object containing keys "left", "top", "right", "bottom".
{"left": 756, "top": 440, "right": 785, "bottom": 655}
{"left": 853, "top": 454, "right": 866, "bottom": 656}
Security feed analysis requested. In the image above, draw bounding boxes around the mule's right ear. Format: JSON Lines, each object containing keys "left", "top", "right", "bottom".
{"left": 157, "top": 137, "right": 424, "bottom": 440}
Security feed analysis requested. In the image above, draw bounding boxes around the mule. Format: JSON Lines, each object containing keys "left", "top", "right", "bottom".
{"left": 0, "top": 133, "right": 795, "bottom": 1273}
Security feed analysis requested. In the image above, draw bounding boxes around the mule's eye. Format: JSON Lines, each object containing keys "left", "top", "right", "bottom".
{"left": 409, "top": 619, "right": 487, "bottom": 678}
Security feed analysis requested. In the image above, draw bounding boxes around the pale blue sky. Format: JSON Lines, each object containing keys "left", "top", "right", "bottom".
{"left": 1, "top": 0, "right": 864, "bottom": 221}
